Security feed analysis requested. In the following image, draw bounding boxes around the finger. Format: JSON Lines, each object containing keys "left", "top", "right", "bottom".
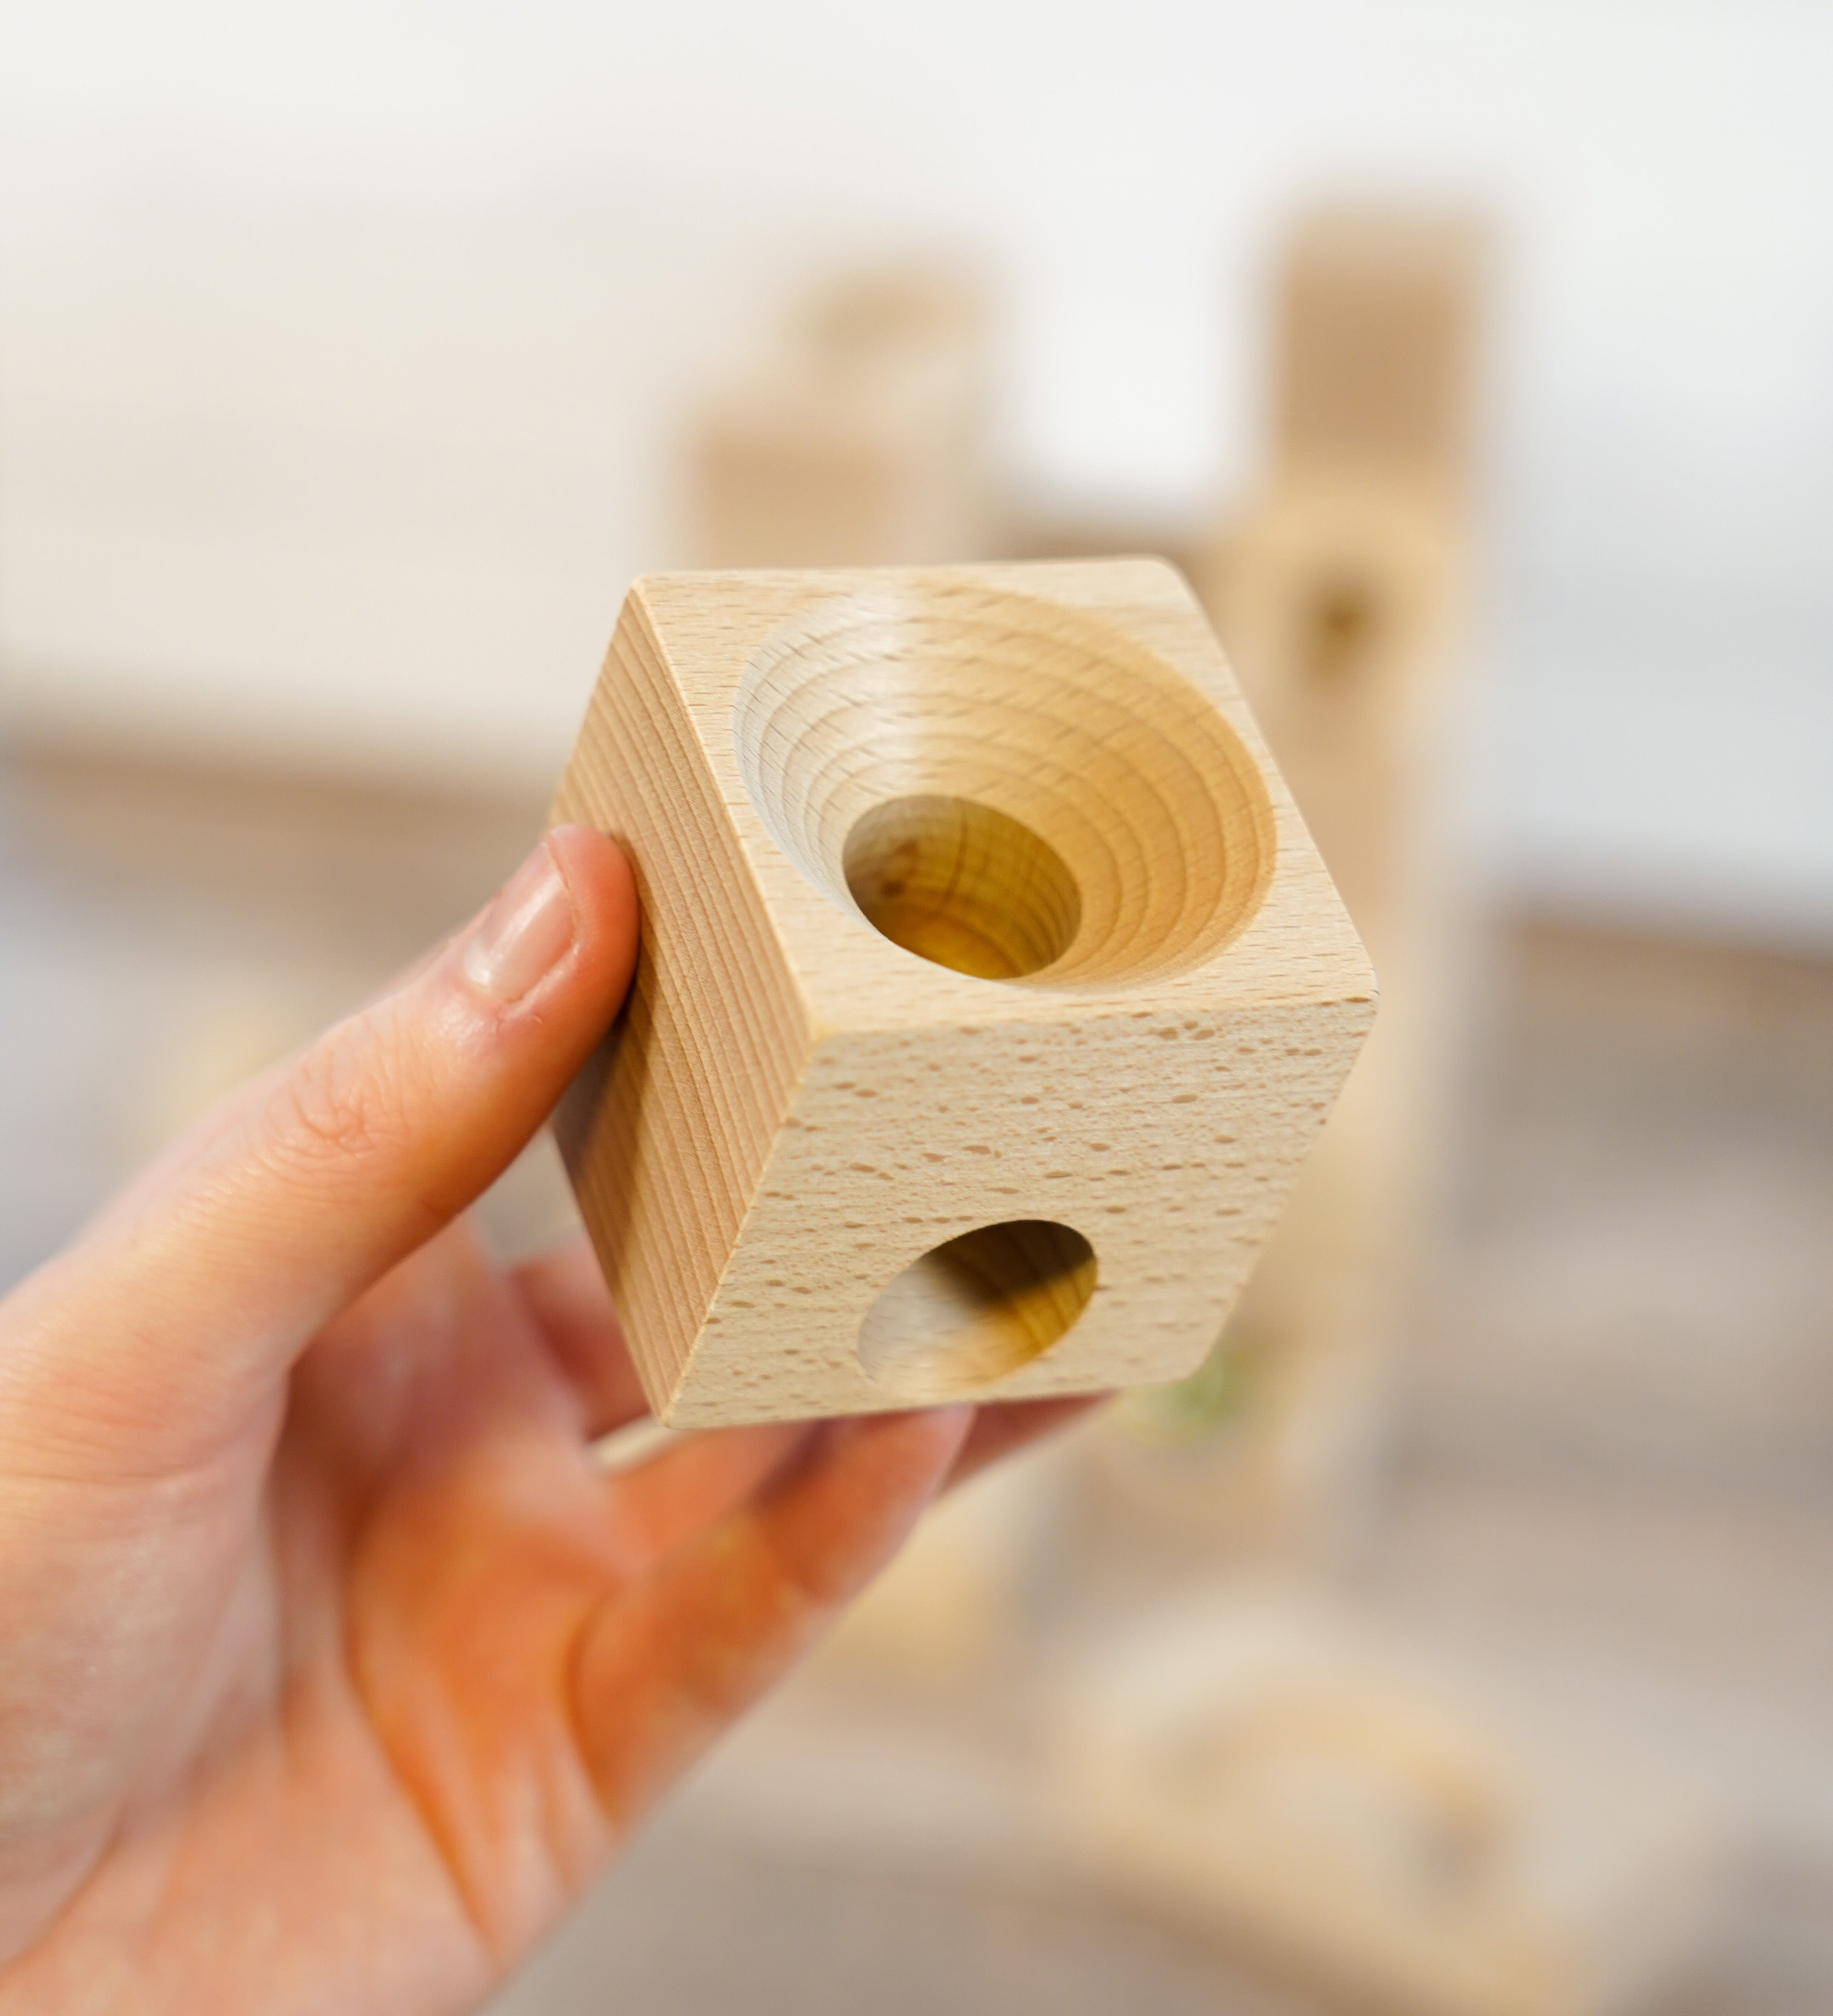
{"left": 82, "top": 931, "right": 480, "bottom": 1243}
{"left": 573, "top": 1404, "right": 972, "bottom": 1828}
{"left": 600, "top": 1422, "right": 812, "bottom": 1577}
{"left": 1, "top": 826, "right": 638, "bottom": 1471}
{"left": 513, "top": 1235, "right": 647, "bottom": 1441}
{"left": 946, "top": 1394, "right": 1109, "bottom": 1490}
{"left": 290, "top": 1220, "right": 589, "bottom": 1501}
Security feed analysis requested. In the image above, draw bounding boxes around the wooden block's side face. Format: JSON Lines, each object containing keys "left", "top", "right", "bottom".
{"left": 1220, "top": 1013, "right": 1411, "bottom": 1362}
{"left": 692, "top": 418, "right": 989, "bottom": 572}
{"left": 549, "top": 595, "right": 812, "bottom": 1414}
{"left": 692, "top": 428, "right": 948, "bottom": 572}
{"left": 665, "top": 991, "right": 1373, "bottom": 1427}
{"left": 1227, "top": 486, "right": 1463, "bottom": 725}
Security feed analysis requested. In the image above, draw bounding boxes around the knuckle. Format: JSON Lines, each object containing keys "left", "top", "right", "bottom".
{"left": 262, "top": 1017, "right": 420, "bottom": 1180}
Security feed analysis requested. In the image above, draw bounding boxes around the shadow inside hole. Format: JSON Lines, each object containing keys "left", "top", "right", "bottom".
{"left": 844, "top": 794, "right": 1082, "bottom": 981}
{"left": 857, "top": 1219, "right": 1097, "bottom": 1397}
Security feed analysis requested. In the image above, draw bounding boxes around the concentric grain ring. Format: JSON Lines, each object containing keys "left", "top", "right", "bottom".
{"left": 733, "top": 581, "right": 1273, "bottom": 989}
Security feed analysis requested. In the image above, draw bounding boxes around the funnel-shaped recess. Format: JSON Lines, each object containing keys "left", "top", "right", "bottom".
{"left": 734, "top": 583, "right": 1274, "bottom": 988}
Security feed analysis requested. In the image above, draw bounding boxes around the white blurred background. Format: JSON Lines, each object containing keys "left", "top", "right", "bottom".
{"left": 3, "top": 0, "right": 1830, "bottom": 935}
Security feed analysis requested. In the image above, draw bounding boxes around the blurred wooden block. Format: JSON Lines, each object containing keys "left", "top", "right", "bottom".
{"left": 1275, "top": 205, "right": 1486, "bottom": 495}
{"left": 1206, "top": 204, "right": 1485, "bottom": 944}
{"left": 1141, "top": 209, "right": 1490, "bottom": 1542}
{"left": 690, "top": 267, "right": 993, "bottom": 568}
{"left": 549, "top": 559, "right": 1374, "bottom": 1426}
{"left": 1055, "top": 1583, "right": 1724, "bottom": 2016}
{"left": 1175, "top": 479, "right": 1471, "bottom": 1540}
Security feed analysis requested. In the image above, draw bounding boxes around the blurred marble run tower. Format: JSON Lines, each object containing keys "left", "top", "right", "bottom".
{"left": 1113, "top": 204, "right": 1488, "bottom": 1539}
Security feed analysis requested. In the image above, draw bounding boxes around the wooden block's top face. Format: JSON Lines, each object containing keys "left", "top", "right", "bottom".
{"left": 637, "top": 559, "right": 1371, "bottom": 1032}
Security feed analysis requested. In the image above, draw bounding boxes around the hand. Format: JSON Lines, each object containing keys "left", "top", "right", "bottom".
{"left": 0, "top": 827, "right": 1091, "bottom": 2015}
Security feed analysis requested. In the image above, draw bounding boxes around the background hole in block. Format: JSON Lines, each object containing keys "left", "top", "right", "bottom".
{"left": 843, "top": 794, "right": 1081, "bottom": 980}
{"left": 734, "top": 579, "right": 1275, "bottom": 988}
{"left": 856, "top": 1218, "right": 1097, "bottom": 1397}
{"left": 1305, "top": 575, "right": 1381, "bottom": 682}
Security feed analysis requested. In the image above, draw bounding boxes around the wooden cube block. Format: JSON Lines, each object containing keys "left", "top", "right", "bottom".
{"left": 550, "top": 559, "right": 1374, "bottom": 1426}
{"left": 689, "top": 266, "right": 992, "bottom": 569}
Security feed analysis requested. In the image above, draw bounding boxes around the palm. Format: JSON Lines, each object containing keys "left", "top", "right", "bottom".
{"left": 0, "top": 1221, "right": 1068, "bottom": 2014}
{"left": 0, "top": 833, "right": 1089, "bottom": 2014}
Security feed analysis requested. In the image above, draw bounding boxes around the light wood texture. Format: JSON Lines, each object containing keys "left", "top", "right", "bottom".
{"left": 550, "top": 559, "right": 1374, "bottom": 1426}
{"left": 1274, "top": 205, "right": 1485, "bottom": 496}
{"left": 689, "top": 267, "right": 993, "bottom": 570}
{"left": 1056, "top": 1583, "right": 1723, "bottom": 2016}
{"left": 1213, "top": 473, "right": 1470, "bottom": 1393}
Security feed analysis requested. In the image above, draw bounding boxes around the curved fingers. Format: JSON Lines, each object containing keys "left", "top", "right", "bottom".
{"left": 945, "top": 1393, "right": 1109, "bottom": 1490}
{"left": 572, "top": 1404, "right": 971, "bottom": 1831}
{"left": 511, "top": 1236, "right": 649, "bottom": 1442}
{"left": 2, "top": 828, "right": 638, "bottom": 1477}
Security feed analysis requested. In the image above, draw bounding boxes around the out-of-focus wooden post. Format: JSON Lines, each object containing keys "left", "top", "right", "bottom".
{"left": 1107, "top": 206, "right": 1488, "bottom": 1546}
{"left": 687, "top": 266, "right": 995, "bottom": 570}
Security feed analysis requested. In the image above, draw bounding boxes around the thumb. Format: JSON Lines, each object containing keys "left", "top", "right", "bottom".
{"left": 0, "top": 824, "right": 637, "bottom": 1467}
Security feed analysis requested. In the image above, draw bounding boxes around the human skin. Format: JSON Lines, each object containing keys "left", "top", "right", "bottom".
{"left": 0, "top": 825, "right": 1090, "bottom": 2014}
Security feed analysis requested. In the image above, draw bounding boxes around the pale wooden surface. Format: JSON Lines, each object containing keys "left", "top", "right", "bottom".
{"left": 550, "top": 559, "right": 1374, "bottom": 1426}
{"left": 1179, "top": 473, "right": 1472, "bottom": 1545}
{"left": 1205, "top": 475, "right": 1466, "bottom": 948}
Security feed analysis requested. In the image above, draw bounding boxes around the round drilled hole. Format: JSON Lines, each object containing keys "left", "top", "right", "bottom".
{"left": 733, "top": 580, "right": 1274, "bottom": 990}
{"left": 856, "top": 1219, "right": 1097, "bottom": 1398}
{"left": 843, "top": 794, "right": 1082, "bottom": 980}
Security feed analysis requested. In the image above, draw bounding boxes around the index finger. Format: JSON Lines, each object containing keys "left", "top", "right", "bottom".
{"left": 0, "top": 827, "right": 638, "bottom": 1474}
